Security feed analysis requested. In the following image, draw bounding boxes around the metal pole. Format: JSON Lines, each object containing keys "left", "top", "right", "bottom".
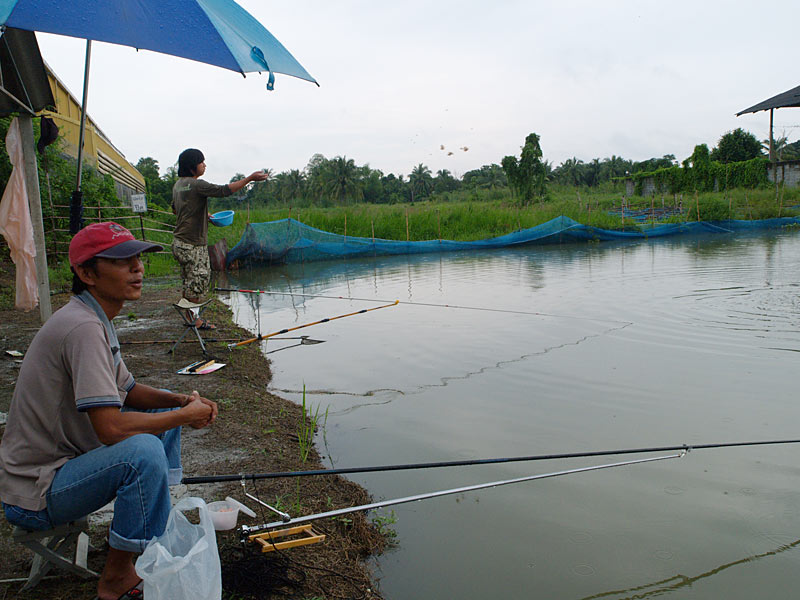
{"left": 240, "top": 453, "right": 684, "bottom": 533}
{"left": 75, "top": 40, "right": 91, "bottom": 193}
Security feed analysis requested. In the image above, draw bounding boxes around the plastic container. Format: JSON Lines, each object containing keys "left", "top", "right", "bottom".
{"left": 209, "top": 210, "right": 234, "bottom": 227}
{"left": 206, "top": 497, "right": 256, "bottom": 530}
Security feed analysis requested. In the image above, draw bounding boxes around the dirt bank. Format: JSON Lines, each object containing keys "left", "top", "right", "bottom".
{"left": 0, "top": 263, "right": 386, "bottom": 599}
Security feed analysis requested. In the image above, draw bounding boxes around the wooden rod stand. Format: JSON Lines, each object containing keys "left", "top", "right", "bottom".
{"left": 248, "top": 524, "right": 325, "bottom": 553}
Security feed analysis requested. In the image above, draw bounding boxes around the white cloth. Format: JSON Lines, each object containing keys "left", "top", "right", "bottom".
{"left": 0, "top": 117, "right": 38, "bottom": 311}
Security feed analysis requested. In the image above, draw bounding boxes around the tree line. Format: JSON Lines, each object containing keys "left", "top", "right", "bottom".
{"left": 124, "top": 127, "right": 790, "bottom": 209}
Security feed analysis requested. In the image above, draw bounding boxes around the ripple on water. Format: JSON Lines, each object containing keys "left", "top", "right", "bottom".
{"left": 653, "top": 549, "right": 674, "bottom": 561}
{"left": 572, "top": 564, "right": 596, "bottom": 577}
{"left": 568, "top": 531, "right": 593, "bottom": 544}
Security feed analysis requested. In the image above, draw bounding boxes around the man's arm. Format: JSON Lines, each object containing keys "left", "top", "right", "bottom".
{"left": 228, "top": 170, "right": 269, "bottom": 194}
{"left": 88, "top": 387, "right": 217, "bottom": 445}
{"left": 124, "top": 383, "right": 188, "bottom": 410}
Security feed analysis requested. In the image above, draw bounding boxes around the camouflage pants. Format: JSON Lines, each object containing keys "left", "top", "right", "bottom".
{"left": 172, "top": 238, "right": 210, "bottom": 300}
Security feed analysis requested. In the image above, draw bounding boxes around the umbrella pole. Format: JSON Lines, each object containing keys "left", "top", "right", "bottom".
{"left": 75, "top": 40, "right": 91, "bottom": 192}
{"left": 71, "top": 40, "right": 91, "bottom": 233}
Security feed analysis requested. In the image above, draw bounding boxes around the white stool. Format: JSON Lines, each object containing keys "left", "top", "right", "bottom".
{"left": 11, "top": 517, "right": 98, "bottom": 590}
{"left": 169, "top": 298, "right": 214, "bottom": 357}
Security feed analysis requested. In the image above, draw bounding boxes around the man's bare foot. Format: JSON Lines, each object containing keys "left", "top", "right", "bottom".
{"left": 97, "top": 548, "right": 141, "bottom": 600}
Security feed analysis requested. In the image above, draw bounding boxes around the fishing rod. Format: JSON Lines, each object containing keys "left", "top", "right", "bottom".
{"left": 227, "top": 299, "right": 399, "bottom": 349}
{"left": 181, "top": 438, "right": 800, "bottom": 484}
{"left": 240, "top": 452, "right": 685, "bottom": 533}
{"left": 121, "top": 336, "right": 322, "bottom": 346}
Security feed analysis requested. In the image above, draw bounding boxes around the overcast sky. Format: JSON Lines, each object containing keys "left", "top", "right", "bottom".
{"left": 35, "top": 0, "right": 800, "bottom": 183}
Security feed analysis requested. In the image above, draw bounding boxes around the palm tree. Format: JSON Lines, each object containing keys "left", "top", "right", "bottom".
{"left": 283, "top": 169, "right": 306, "bottom": 202}
{"left": 323, "top": 156, "right": 362, "bottom": 205}
{"left": 762, "top": 134, "right": 789, "bottom": 161}
{"left": 409, "top": 163, "right": 433, "bottom": 202}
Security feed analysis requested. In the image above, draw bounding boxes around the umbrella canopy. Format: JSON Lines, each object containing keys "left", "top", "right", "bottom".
{"left": 0, "top": 0, "right": 317, "bottom": 86}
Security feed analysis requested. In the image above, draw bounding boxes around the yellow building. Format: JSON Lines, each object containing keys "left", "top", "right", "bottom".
{"left": 39, "top": 63, "right": 146, "bottom": 202}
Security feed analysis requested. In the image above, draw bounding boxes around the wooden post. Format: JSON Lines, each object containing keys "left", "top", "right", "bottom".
{"left": 371, "top": 220, "right": 375, "bottom": 243}
{"left": 344, "top": 212, "right": 347, "bottom": 243}
{"left": 695, "top": 191, "right": 700, "bottom": 222}
{"left": 139, "top": 215, "right": 146, "bottom": 240}
{"left": 769, "top": 108, "right": 775, "bottom": 162}
{"left": 18, "top": 114, "right": 52, "bottom": 323}
{"left": 405, "top": 207, "right": 409, "bottom": 241}
{"left": 437, "top": 209, "right": 441, "bottom": 241}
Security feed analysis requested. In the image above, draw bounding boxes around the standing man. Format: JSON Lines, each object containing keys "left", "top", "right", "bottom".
{"left": 172, "top": 148, "right": 268, "bottom": 330}
{"left": 0, "top": 222, "right": 217, "bottom": 600}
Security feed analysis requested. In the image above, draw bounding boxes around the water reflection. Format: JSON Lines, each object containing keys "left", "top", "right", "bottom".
{"left": 581, "top": 538, "right": 800, "bottom": 600}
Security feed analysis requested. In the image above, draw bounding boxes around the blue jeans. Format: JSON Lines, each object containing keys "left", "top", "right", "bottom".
{"left": 3, "top": 411, "right": 182, "bottom": 553}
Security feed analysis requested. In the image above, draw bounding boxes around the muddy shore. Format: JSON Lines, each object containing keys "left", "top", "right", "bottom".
{"left": 0, "top": 265, "right": 386, "bottom": 600}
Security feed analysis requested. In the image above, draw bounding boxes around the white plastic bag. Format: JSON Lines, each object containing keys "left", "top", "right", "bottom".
{"left": 135, "top": 496, "right": 222, "bottom": 600}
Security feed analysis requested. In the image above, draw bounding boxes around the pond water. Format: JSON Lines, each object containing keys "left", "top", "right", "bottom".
{"left": 222, "top": 230, "right": 800, "bottom": 599}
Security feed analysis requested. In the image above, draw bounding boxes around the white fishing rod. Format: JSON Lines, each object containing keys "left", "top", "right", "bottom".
{"left": 240, "top": 451, "right": 685, "bottom": 534}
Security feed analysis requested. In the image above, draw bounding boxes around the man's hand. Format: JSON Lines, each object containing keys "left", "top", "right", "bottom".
{"left": 248, "top": 170, "right": 269, "bottom": 183}
{"left": 182, "top": 390, "right": 217, "bottom": 429}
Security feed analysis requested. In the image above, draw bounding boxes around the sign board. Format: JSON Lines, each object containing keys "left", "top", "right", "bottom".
{"left": 131, "top": 194, "right": 147, "bottom": 213}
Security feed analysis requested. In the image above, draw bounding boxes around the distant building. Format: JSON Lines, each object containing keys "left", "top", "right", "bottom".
{"left": 768, "top": 160, "right": 800, "bottom": 188}
{"left": 39, "top": 63, "right": 145, "bottom": 203}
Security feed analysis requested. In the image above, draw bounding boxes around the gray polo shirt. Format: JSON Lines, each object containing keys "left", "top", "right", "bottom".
{"left": 172, "top": 177, "right": 232, "bottom": 246}
{"left": 0, "top": 291, "right": 134, "bottom": 511}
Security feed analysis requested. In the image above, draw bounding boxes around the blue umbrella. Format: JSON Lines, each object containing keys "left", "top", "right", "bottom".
{"left": 0, "top": 0, "right": 317, "bottom": 85}
{"left": 0, "top": 0, "right": 317, "bottom": 230}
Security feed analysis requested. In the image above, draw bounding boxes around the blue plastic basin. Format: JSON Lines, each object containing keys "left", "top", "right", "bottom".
{"left": 210, "top": 210, "right": 234, "bottom": 227}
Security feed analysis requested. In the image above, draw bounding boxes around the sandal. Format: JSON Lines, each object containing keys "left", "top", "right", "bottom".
{"left": 196, "top": 318, "right": 216, "bottom": 331}
{"left": 93, "top": 579, "right": 143, "bottom": 600}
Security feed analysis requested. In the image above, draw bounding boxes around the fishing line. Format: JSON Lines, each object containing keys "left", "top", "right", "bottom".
{"left": 216, "top": 287, "right": 630, "bottom": 325}
{"left": 182, "top": 438, "right": 800, "bottom": 484}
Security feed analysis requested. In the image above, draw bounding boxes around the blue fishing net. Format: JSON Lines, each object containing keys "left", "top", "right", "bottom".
{"left": 225, "top": 216, "right": 800, "bottom": 266}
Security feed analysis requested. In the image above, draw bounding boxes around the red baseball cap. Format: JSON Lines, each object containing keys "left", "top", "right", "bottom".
{"left": 69, "top": 222, "right": 163, "bottom": 268}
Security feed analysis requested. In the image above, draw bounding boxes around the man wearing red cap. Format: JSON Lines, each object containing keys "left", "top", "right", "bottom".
{"left": 0, "top": 222, "right": 218, "bottom": 600}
